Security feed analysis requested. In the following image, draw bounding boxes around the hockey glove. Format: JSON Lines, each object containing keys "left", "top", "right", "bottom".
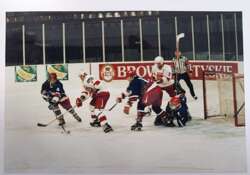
{"left": 123, "top": 100, "right": 133, "bottom": 115}
{"left": 51, "top": 92, "right": 61, "bottom": 98}
{"left": 47, "top": 96, "right": 60, "bottom": 110}
{"left": 116, "top": 97, "right": 122, "bottom": 103}
{"left": 41, "top": 90, "right": 51, "bottom": 102}
{"left": 123, "top": 105, "right": 130, "bottom": 115}
{"left": 116, "top": 92, "right": 126, "bottom": 103}
{"left": 50, "top": 96, "right": 60, "bottom": 104}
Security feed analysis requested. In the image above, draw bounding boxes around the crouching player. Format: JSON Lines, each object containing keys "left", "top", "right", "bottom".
{"left": 164, "top": 94, "right": 189, "bottom": 127}
{"left": 41, "top": 73, "right": 82, "bottom": 126}
{"left": 116, "top": 70, "right": 174, "bottom": 131}
{"left": 76, "top": 72, "right": 113, "bottom": 133}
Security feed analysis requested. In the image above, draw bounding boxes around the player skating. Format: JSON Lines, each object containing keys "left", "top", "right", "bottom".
{"left": 116, "top": 70, "right": 149, "bottom": 130}
{"left": 41, "top": 72, "right": 82, "bottom": 126}
{"left": 117, "top": 70, "right": 175, "bottom": 131}
{"left": 76, "top": 72, "right": 113, "bottom": 133}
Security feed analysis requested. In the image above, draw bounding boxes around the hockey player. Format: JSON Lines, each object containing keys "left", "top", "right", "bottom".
{"left": 41, "top": 72, "right": 82, "bottom": 126}
{"left": 151, "top": 56, "right": 176, "bottom": 97}
{"left": 116, "top": 70, "right": 174, "bottom": 131}
{"left": 116, "top": 70, "right": 148, "bottom": 130}
{"left": 165, "top": 94, "right": 189, "bottom": 127}
{"left": 76, "top": 72, "right": 113, "bottom": 133}
{"left": 172, "top": 50, "right": 197, "bottom": 100}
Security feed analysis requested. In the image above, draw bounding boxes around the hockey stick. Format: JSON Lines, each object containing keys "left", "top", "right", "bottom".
{"left": 96, "top": 102, "right": 118, "bottom": 117}
{"left": 61, "top": 125, "right": 71, "bottom": 134}
{"left": 176, "top": 33, "right": 185, "bottom": 51}
{"left": 174, "top": 33, "right": 185, "bottom": 93}
{"left": 37, "top": 105, "right": 77, "bottom": 127}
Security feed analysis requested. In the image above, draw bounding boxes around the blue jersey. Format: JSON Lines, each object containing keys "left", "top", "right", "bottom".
{"left": 41, "top": 80, "right": 66, "bottom": 97}
{"left": 127, "top": 76, "right": 148, "bottom": 98}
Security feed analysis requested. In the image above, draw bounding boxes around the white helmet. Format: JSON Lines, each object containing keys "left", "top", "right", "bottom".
{"left": 154, "top": 56, "right": 164, "bottom": 65}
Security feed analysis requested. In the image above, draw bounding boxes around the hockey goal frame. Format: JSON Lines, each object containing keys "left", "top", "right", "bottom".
{"left": 202, "top": 71, "right": 245, "bottom": 127}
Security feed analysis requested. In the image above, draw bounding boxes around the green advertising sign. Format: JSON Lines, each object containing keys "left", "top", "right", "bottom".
{"left": 15, "top": 65, "right": 37, "bottom": 82}
{"left": 46, "top": 64, "right": 68, "bottom": 80}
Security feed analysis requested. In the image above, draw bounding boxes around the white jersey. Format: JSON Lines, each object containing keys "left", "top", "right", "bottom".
{"left": 82, "top": 75, "right": 105, "bottom": 93}
{"left": 151, "top": 64, "right": 174, "bottom": 87}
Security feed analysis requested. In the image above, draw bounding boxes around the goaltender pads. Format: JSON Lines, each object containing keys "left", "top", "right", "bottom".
{"left": 202, "top": 71, "right": 245, "bottom": 127}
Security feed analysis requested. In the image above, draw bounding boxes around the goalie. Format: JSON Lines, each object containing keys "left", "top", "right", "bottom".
{"left": 75, "top": 72, "right": 113, "bottom": 133}
{"left": 155, "top": 94, "right": 189, "bottom": 127}
{"left": 41, "top": 73, "right": 82, "bottom": 126}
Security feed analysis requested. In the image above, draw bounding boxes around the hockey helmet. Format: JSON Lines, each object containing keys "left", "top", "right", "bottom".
{"left": 154, "top": 56, "right": 164, "bottom": 65}
{"left": 169, "top": 96, "right": 181, "bottom": 109}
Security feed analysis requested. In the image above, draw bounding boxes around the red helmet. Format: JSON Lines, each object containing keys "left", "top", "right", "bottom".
{"left": 127, "top": 69, "right": 136, "bottom": 78}
{"left": 170, "top": 96, "right": 180, "bottom": 107}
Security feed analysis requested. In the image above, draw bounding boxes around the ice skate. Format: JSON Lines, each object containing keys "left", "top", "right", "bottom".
{"left": 103, "top": 123, "right": 113, "bottom": 133}
{"left": 131, "top": 122, "right": 143, "bottom": 131}
{"left": 58, "top": 116, "right": 65, "bottom": 126}
{"left": 90, "top": 118, "right": 101, "bottom": 127}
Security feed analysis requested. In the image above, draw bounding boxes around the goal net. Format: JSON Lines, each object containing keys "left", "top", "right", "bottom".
{"left": 202, "top": 71, "right": 245, "bottom": 127}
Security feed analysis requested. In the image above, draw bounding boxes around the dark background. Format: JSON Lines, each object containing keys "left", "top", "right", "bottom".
{"left": 6, "top": 11, "right": 243, "bottom": 66}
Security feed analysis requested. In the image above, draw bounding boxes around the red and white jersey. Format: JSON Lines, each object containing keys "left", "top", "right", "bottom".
{"left": 81, "top": 75, "right": 106, "bottom": 98}
{"left": 151, "top": 64, "right": 174, "bottom": 87}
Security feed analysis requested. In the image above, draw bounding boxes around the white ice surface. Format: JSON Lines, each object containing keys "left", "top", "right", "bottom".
{"left": 4, "top": 75, "right": 247, "bottom": 174}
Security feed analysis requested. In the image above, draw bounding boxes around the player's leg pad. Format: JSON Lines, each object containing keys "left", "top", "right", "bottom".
{"left": 103, "top": 123, "right": 113, "bottom": 133}
{"left": 154, "top": 115, "right": 163, "bottom": 126}
{"left": 154, "top": 110, "right": 166, "bottom": 126}
{"left": 53, "top": 107, "right": 65, "bottom": 126}
{"left": 163, "top": 116, "right": 176, "bottom": 127}
{"left": 131, "top": 122, "right": 143, "bottom": 131}
{"left": 72, "top": 112, "right": 82, "bottom": 122}
{"left": 159, "top": 111, "right": 176, "bottom": 127}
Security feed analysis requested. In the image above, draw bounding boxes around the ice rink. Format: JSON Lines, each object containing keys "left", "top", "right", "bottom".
{"left": 4, "top": 66, "right": 246, "bottom": 174}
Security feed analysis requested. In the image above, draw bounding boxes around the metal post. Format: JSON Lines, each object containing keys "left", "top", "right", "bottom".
{"left": 221, "top": 14, "right": 225, "bottom": 61}
{"left": 191, "top": 16, "right": 196, "bottom": 60}
{"left": 139, "top": 18, "right": 143, "bottom": 61}
{"left": 234, "top": 13, "right": 239, "bottom": 60}
{"left": 206, "top": 15, "right": 211, "bottom": 60}
{"left": 121, "top": 19, "right": 125, "bottom": 62}
{"left": 157, "top": 17, "right": 161, "bottom": 56}
{"left": 42, "top": 24, "right": 46, "bottom": 64}
{"left": 62, "top": 23, "right": 66, "bottom": 64}
{"left": 102, "top": 20, "right": 105, "bottom": 62}
{"left": 22, "top": 25, "right": 26, "bottom": 65}
{"left": 82, "top": 21, "right": 86, "bottom": 63}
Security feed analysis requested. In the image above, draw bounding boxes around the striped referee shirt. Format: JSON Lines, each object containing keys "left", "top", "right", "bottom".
{"left": 172, "top": 56, "right": 189, "bottom": 74}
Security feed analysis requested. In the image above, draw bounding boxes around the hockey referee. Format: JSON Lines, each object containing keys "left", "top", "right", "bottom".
{"left": 172, "top": 50, "right": 197, "bottom": 100}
